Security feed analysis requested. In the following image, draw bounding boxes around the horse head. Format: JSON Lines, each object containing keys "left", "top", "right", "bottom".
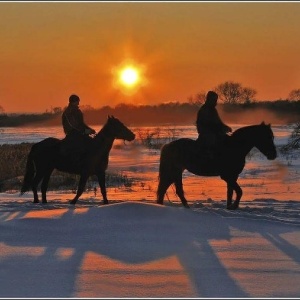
{"left": 255, "top": 122, "right": 277, "bottom": 160}
{"left": 107, "top": 115, "right": 135, "bottom": 142}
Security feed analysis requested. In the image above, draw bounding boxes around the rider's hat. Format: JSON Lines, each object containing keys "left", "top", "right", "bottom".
{"left": 69, "top": 94, "right": 80, "bottom": 103}
{"left": 205, "top": 91, "right": 218, "bottom": 106}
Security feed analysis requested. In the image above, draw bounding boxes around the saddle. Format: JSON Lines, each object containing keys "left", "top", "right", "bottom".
{"left": 60, "top": 131, "right": 92, "bottom": 166}
{"left": 196, "top": 134, "right": 229, "bottom": 161}
{"left": 187, "top": 137, "right": 227, "bottom": 176}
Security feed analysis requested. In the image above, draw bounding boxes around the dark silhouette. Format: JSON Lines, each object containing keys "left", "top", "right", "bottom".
{"left": 61, "top": 94, "right": 96, "bottom": 163}
{"left": 20, "top": 116, "right": 135, "bottom": 204}
{"left": 196, "top": 91, "right": 232, "bottom": 158}
{"left": 157, "top": 122, "right": 277, "bottom": 210}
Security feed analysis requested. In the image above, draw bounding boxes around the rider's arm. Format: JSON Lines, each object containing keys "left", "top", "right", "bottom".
{"left": 77, "top": 109, "right": 96, "bottom": 134}
{"left": 212, "top": 109, "right": 232, "bottom": 132}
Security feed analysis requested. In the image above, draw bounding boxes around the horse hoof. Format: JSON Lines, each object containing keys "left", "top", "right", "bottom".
{"left": 103, "top": 200, "right": 109, "bottom": 205}
{"left": 227, "top": 204, "right": 238, "bottom": 210}
{"left": 69, "top": 200, "right": 76, "bottom": 205}
{"left": 183, "top": 204, "right": 190, "bottom": 208}
{"left": 33, "top": 200, "right": 39, "bottom": 204}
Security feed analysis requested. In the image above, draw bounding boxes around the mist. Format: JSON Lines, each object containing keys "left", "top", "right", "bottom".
{"left": 219, "top": 107, "right": 296, "bottom": 126}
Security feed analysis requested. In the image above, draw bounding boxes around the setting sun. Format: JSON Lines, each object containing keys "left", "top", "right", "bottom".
{"left": 120, "top": 67, "right": 139, "bottom": 87}
{"left": 112, "top": 60, "right": 147, "bottom": 96}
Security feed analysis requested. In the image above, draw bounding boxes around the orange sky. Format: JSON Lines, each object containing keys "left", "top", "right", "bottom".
{"left": 1, "top": 1, "right": 300, "bottom": 113}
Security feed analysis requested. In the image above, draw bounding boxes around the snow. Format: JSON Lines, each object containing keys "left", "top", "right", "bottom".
{"left": 1, "top": 123, "right": 300, "bottom": 297}
{"left": 0, "top": 192, "right": 299, "bottom": 298}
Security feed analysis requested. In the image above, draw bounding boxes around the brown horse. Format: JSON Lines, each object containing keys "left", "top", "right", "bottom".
{"left": 157, "top": 122, "right": 277, "bottom": 210}
{"left": 21, "top": 116, "right": 135, "bottom": 204}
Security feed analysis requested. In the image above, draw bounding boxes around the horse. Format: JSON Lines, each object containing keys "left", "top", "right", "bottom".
{"left": 21, "top": 115, "right": 135, "bottom": 204}
{"left": 157, "top": 122, "right": 277, "bottom": 210}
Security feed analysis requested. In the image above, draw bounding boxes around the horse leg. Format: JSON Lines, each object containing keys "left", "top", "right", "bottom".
{"left": 97, "top": 171, "right": 108, "bottom": 205}
{"left": 226, "top": 180, "right": 242, "bottom": 210}
{"left": 157, "top": 175, "right": 174, "bottom": 205}
{"left": 174, "top": 175, "right": 189, "bottom": 208}
{"left": 226, "top": 182, "right": 234, "bottom": 208}
{"left": 70, "top": 174, "right": 89, "bottom": 204}
{"left": 31, "top": 172, "right": 44, "bottom": 203}
{"left": 157, "top": 176, "right": 173, "bottom": 205}
{"left": 32, "top": 185, "right": 39, "bottom": 203}
{"left": 40, "top": 169, "right": 53, "bottom": 204}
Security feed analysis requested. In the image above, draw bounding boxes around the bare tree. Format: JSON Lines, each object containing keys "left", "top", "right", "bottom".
{"left": 187, "top": 91, "right": 206, "bottom": 106}
{"left": 282, "top": 122, "right": 300, "bottom": 152}
{"left": 51, "top": 107, "right": 62, "bottom": 114}
{"left": 242, "top": 87, "right": 257, "bottom": 104}
{"left": 81, "top": 104, "right": 95, "bottom": 111}
{"left": 288, "top": 89, "right": 300, "bottom": 101}
{"left": 214, "top": 81, "right": 256, "bottom": 104}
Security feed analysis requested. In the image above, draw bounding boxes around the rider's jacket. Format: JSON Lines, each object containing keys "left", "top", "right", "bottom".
{"left": 62, "top": 104, "right": 91, "bottom": 135}
{"left": 196, "top": 103, "right": 230, "bottom": 136}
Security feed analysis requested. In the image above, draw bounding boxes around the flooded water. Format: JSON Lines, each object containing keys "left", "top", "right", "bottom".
{"left": 0, "top": 123, "right": 299, "bottom": 203}
{"left": 0, "top": 123, "right": 293, "bottom": 145}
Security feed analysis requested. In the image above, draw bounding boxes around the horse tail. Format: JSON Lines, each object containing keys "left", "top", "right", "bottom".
{"left": 158, "top": 144, "right": 169, "bottom": 179}
{"left": 159, "top": 141, "right": 179, "bottom": 176}
{"left": 158, "top": 143, "right": 177, "bottom": 189}
{"left": 20, "top": 146, "right": 36, "bottom": 195}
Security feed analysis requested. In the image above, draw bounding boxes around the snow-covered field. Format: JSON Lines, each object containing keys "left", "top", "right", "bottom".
{"left": 0, "top": 124, "right": 299, "bottom": 297}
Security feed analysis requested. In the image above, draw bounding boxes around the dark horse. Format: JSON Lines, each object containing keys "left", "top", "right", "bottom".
{"left": 21, "top": 116, "right": 135, "bottom": 204}
{"left": 157, "top": 122, "right": 277, "bottom": 210}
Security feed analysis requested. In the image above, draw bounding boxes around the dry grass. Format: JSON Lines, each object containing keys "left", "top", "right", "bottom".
{"left": 0, "top": 143, "right": 133, "bottom": 192}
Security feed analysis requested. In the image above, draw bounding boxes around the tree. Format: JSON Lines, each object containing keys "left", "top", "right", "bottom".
{"left": 81, "top": 105, "right": 95, "bottom": 111}
{"left": 214, "top": 81, "right": 257, "bottom": 104}
{"left": 242, "top": 87, "right": 257, "bottom": 104}
{"left": 51, "top": 107, "right": 62, "bottom": 114}
{"left": 187, "top": 91, "right": 206, "bottom": 106}
{"left": 282, "top": 122, "right": 300, "bottom": 151}
{"left": 288, "top": 89, "right": 300, "bottom": 101}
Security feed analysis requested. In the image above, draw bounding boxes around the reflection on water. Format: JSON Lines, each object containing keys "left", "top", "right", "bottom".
{"left": 0, "top": 126, "right": 65, "bottom": 144}
{"left": 0, "top": 124, "right": 294, "bottom": 145}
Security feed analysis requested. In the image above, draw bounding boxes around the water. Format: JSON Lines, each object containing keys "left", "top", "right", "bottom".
{"left": 0, "top": 123, "right": 294, "bottom": 145}
{"left": 0, "top": 126, "right": 65, "bottom": 145}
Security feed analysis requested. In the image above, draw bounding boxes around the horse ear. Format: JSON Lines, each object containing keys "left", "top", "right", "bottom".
{"left": 261, "top": 121, "right": 265, "bottom": 125}
{"left": 107, "top": 115, "right": 111, "bottom": 119}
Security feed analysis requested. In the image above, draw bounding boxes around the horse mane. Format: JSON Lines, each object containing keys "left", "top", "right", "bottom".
{"left": 92, "top": 116, "right": 124, "bottom": 146}
{"left": 93, "top": 116, "right": 114, "bottom": 143}
{"left": 232, "top": 124, "right": 258, "bottom": 137}
{"left": 231, "top": 123, "right": 271, "bottom": 143}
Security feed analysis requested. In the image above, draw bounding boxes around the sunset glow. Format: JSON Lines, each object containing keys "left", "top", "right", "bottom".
{"left": 112, "top": 60, "right": 147, "bottom": 96}
{"left": 120, "top": 67, "right": 139, "bottom": 87}
{"left": 0, "top": 2, "right": 300, "bottom": 112}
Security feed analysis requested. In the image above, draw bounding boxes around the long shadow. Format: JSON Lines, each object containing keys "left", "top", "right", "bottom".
{"left": 0, "top": 208, "right": 82, "bottom": 297}
{"left": 178, "top": 240, "right": 247, "bottom": 297}
{"left": 226, "top": 215, "right": 300, "bottom": 265}
{"left": 0, "top": 202, "right": 248, "bottom": 297}
{"left": 264, "top": 232, "right": 300, "bottom": 264}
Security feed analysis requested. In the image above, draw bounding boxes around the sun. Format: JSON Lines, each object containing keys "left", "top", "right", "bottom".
{"left": 112, "top": 60, "right": 147, "bottom": 95}
{"left": 120, "top": 67, "right": 139, "bottom": 87}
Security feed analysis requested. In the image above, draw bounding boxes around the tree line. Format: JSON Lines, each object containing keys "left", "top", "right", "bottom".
{"left": 0, "top": 98, "right": 300, "bottom": 128}
{"left": 187, "top": 81, "right": 300, "bottom": 105}
{"left": 1, "top": 80, "right": 300, "bottom": 127}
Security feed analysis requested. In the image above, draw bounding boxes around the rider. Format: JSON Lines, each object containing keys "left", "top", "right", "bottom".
{"left": 61, "top": 94, "right": 96, "bottom": 164}
{"left": 196, "top": 91, "right": 232, "bottom": 157}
